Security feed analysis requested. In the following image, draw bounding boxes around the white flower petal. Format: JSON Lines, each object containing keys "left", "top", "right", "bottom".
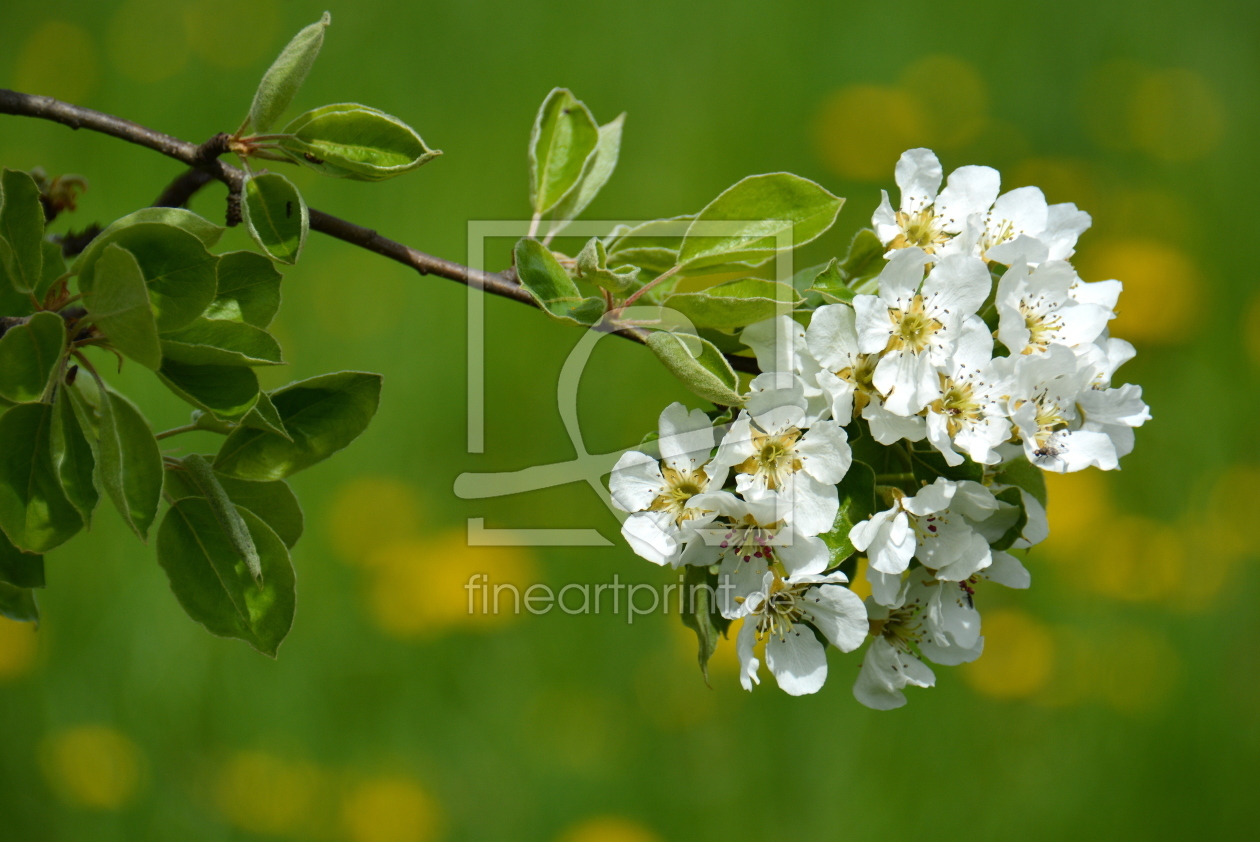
{"left": 766, "top": 627, "right": 829, "bottom": 695}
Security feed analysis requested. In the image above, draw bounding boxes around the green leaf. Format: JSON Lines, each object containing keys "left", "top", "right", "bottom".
{"left": 989, "top": 486, "right": 1029, "bottom": 552}
{"left": 838, "top": 228, "right": 886, "bottom": 293}
{"left": 0, "top": 237, "right": 35, "bottom": 317}
{"left": 247, "top": 11, "right": 331, "bottom": 134}
{"left": 156, "top": 499, "right": 295, "bottom": 656}
{"left": 0, "top": 582, "right": 38, "bottom": 624}
{"left": 277, "top": 104, "right": 441, "bottom": 181}
{"left": 546, "top": 113, "right": 625, "bottom": 234}
{"left": 528, "top": 89, "right": 600, "bottom": 215}
{"left": 645, "top": 331, "right": 743, "bottom": 407}
{"left": 76, "top": 223, "right": 219, "bottom": 333}
{"left": 242, "top": 172, "right": 307, "bottom": 265}
{"left": 606, "top": 216, "right": 692, "bottom": 275}
{"left": 0, "top": 530, "right": 44, "bottom": 589}
{"left": 204, "top": 251, "right": 282, "bottom": 328}
{"left": 663, "top": 278, "right": 801, "bottom": 330}
{"left": 70, "top": 208, "right": 224, "bottom": 276}
{"left": 179, "top": 454, "right": 261, "bottom": 582}
{"left": 996, "top": 457, "right": 1048, "bottom": 509}
{"left": 96, "top": 389, "right": 163, "bottom": 540}
{"left": 820, "top": 460, "right": 876, "bottom": 566}
{"left": 679, "top": 564, "right": 732, "bottom": 685}
{"left": 573, "top": 237, "right": 638, "bottom": 294}
{"left": 83, "top": 244, "right": 162, "bottom": 371}
{"left": 678, "top": 173, "right": 844, "bottom": 270}
{"left": 214, "top": 371, "right": 382, "bottom": 481}
{"left": 161, "top": 318, "right": 284, "bottom": 367}
{"left": 804, "top": 257, "right": 854, "bottom": 304}
{"left": 909, "top": 445, "right": 984, "bottom": 486}
{"left": 238, "top": 391, "right": 291, "bottom": 441}
{"left": 0, "top": 168, "right": 45, "bottom": 295}
{"left": 51, "top": 385, "right": 97, "bottom": 527}
{"left": 0, "top": 403, "right": 83, "bottom": 553}
{"left": 512, "top": 238, "right": 605, "bottom": 326}
{"left": 0, "top": 311, "right": 65, "bottom": 402}
{"left": 159, "top": 360, "right": 260, "bottom": 420}
{"left": 165, "top": 465, "right": 303, "bottom": 550}
{"left": 36, "top": 240, "right": 66, "bottom": 302}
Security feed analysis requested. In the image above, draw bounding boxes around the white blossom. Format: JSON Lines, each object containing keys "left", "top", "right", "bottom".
{"left": 925, "top": 316, "right": 1011, "bottom": 466}
{"left": 996, "top": 259, "right": 1113, "bottom": 356}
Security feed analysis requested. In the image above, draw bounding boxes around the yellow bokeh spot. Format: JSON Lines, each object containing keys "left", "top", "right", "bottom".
{"left": 1080, "top": 61, "right": 1225, "bottom": 162}
{"left": 1043, "top": 470, "right": 1113, "bottom": 553}
{"left": 899, "top": 55, "right": 990, "bottom": 149}
{"left": 1086, "top": 515, "right": 1186, "bottom": 603}
{"left": 1096, "top": 626, "right": 1181, "bottom": 714}
{"left": 1010, "top": 158, "right": 1097, "bottom": 211}
{"left": 1247, "top": 294, "right": 1260, "bottom": 369}
{"left": 0, "top": 616, "right": 38, "bottom": 681}
{"left": 963, "top": 608, "right": 1055, "bottom": 700}
{"left": 814, "top": 85, "right": 928, "bottom": 182}
{"left": 341, "top": 775, "right": 442, "bottom": 842}
{"left": 1129, "top": 69, "right": 1225, "bottom": 163}
{"left": 40, "top": 725, "right": 144, "bottom": 810}
{"left": 1075, "top": 238, "right": 1202, "bottom": 344}
{"left": 215, "top": 751, "right": 330, "bottom": 837}
{"left": 13, "top": 21, "right": 100, "bottom": 103}
{"left": 184, "top": 0, "right": 281, "bottom": 69}
{"left": 365, "top": 532, "right": 537, "bottom": 638}
{"left": 107, "top": 0, "right": 189, "bottom": 83}
{"left": 558, "top": 816, "right": 662, "bottom": 842}
{"left": 328, "top": 476, "right": 426, "bottom": 565}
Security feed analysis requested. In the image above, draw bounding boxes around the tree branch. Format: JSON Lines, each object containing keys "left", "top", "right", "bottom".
{"left": 0, "top": 88, "right": 758, "bottom": 374}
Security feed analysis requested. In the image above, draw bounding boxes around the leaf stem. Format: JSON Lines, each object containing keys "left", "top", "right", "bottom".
{"left": 620, "top": 264, "right": 681, "bottom": 311}
{"left": 155, "top": 424, "right": 203, "bottom": 441}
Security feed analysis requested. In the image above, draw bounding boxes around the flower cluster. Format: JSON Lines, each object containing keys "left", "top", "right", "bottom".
{"left": 610, "top": 148, "right": 1150, "bottom": 707}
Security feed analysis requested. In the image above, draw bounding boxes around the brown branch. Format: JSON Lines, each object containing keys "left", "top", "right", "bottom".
{"left": 0, "top": 88, "right": 759, "bottom": 374}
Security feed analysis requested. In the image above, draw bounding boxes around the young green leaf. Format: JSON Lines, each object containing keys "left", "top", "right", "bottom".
{"left": 213, "top": 371, "right": 382, "bottom": 481}
{"left": 159, "top": 360, "right": 261, "bottom": 419}
{"left": 0, "top": 582, "right": 38, "bottom": 624}
{"left": 573, "top": 237, "right": 638, "bottom": 294}
{"left": 678, "top": 173, "right": 844, "bottom": 270}
{"left": 164, "top": 464, "right": 304, "bottom": 550}
{"left": 0, "top": 168, "right": 45, "bottom": 294}
{"left": 546, "top": 113, "right": 625, "bottom": 235}
{"left": 995, "top": 457, "right": 1049, "bottom": 509}
{"left": 51, "top": 385, "right": 98, "bottom": 528}
{"left": 277, "top": 104, "right": 441, "bottom": 181}
{"left": 0, "top": 530, "right": 44, "bottom": 589}
{"left": 241, "top": 172, "right": 307, "bottom": 265}
{"left": 247, "top": 11, "right": 331, "bottom": 134}
{"left": 36, "top": 240, "right": 66, "bottom": 302}
{"left": 909, "top": 444, "right": 984, "bottom": 486}
{"left": 0, "top": 311, "right": 65, "bottom": 403}
{"left": 0, "top": 236, "right": 35, "bottom": 317}
{"left": 179, "top": 454, "right": 261, "bottom": 583}
{"left": 70, "top": 208, "right": 224, "bottom": 276}
{"left": 238, "top": 391, "right": 291, "bottom": 441}
{"left": 513, "top": 238, "right": 605, "bottom": 326}
{"left": 156, "top": 499, "right": 295, "bottom": 656}
{"left": 679, "top": 564, "right": 732, "bottom": 685}
{"left": 838, "top": 228, "right": 887, "bottom": 293}
{"left": 204, "top": 251, "right": 282, "bottom": 328}
{"left": 989, "top": 486, "right": 1030, "bottom": 552}
{"left": 605, "top": 215, "right": 693, "bottom": 275}
{"left": 528, "top": 89, "right": 600, "bottom": 215}
{"left": 662, "top": 278, "right": 801, "bottom": 330}
{"left": 0, "top": 403, "right": 83, "bottom": 553}
{"left": 96, "top": 389, "right": 163, "bottom": 540}
{"left": 160, "top": 318, "right": 284, "bottom": 367}
{"left": 83, "top": 244, "right": 162, "bottom": 371}
{"left": 820, "top": 460, "right": 876, "bottom": 566}
{"left": 76, "top": 223, "right": 219, "bottom": 333}
{"left": 645, "top": 331, "right": 743, "bottom": 407}
{"left": 804, "top": 257, "right": 855, "bottom": 304}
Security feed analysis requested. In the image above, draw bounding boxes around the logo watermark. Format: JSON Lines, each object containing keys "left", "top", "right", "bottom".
{"left": 463, "top": 572, "right": 740, "bottom": 622}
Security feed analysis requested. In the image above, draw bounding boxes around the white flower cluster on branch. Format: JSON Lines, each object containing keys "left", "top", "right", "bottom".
{"left": 609, "top": 148, "right": 1150, "bottom": 707}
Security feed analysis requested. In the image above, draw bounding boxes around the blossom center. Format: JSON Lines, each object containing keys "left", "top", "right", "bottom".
{"left": 734, "top": 427, "right": 803, "bottom": 491}
{"left": 754, "top": 577, "right": 812, "bottom": 641}
{"left": 892, "top": 208, "right": 950, "bottom": 253}
{"left": 931, "top": 378, "right": 982, "bottom": 436}
{"left": 886, "top": 295, "right": 942, "bottom": 354}
{"left": 649, "top": 466, "right": 709, "bottom": 524}
{"left": 1020, "top": 303, "right": 1064, "bottom": 354}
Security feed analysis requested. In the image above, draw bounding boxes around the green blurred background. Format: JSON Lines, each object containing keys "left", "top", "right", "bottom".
{"left": 2, "top": 0, "right": 1258, "bottom": 839}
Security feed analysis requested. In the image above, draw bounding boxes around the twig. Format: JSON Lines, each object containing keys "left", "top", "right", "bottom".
{"left": 0, "top": 88, "right": 759, "bottom": 375}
